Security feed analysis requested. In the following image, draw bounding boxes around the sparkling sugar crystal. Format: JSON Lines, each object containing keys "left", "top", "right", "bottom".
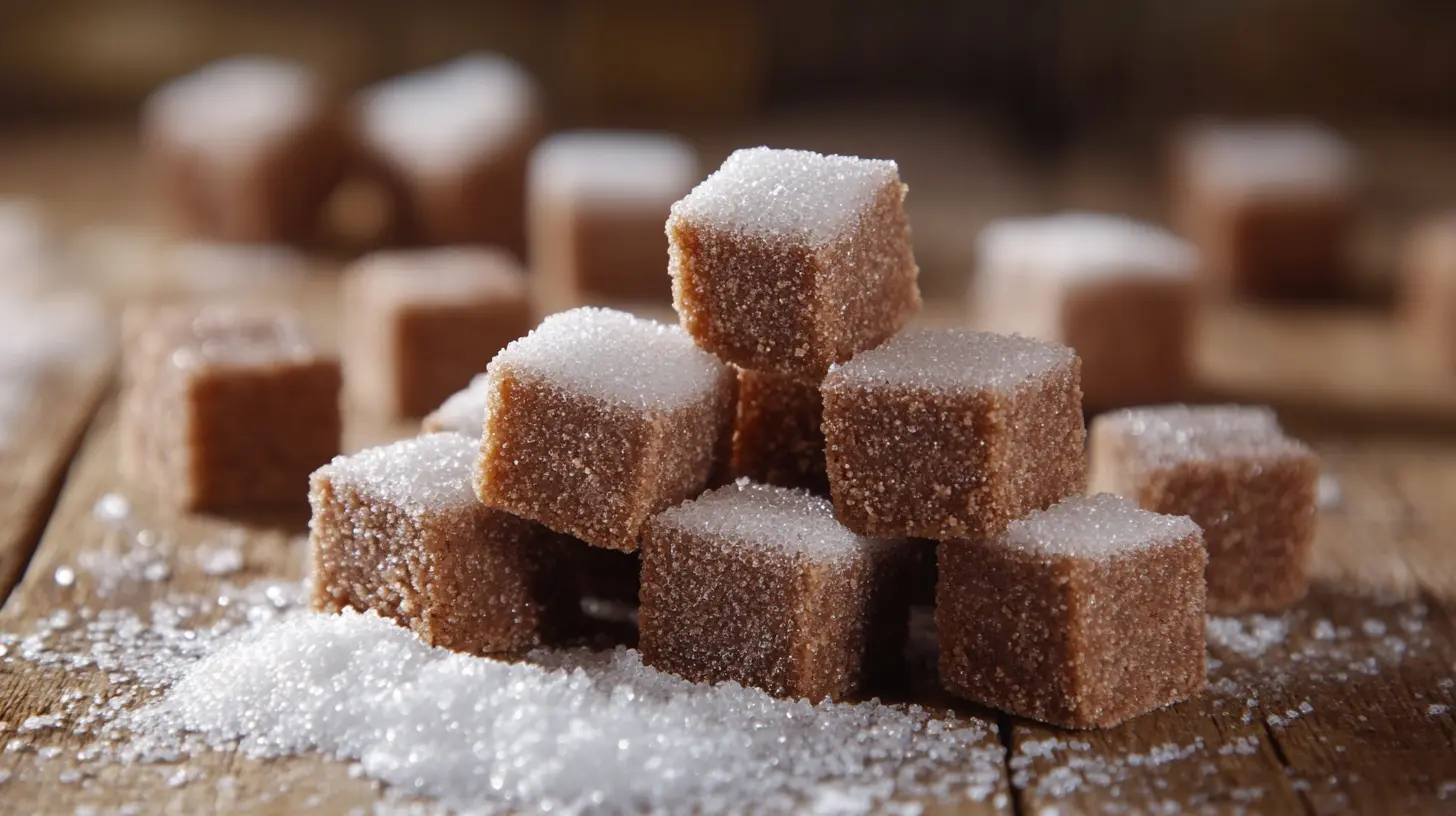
{"left": 135, "top": 609, "right": 1001, "bottom": 814}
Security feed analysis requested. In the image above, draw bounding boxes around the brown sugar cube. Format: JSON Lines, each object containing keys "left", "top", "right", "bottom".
{"left": 342, "top": 247, "right": 531, "bottom": 419}
{"left": 822, "top": 329, "right": 1086, "bottom": 541}
{"left": 142, "top": 57, "right": 347, "bottom": 244}
{"left": 355, "top": 54, "right": 543, "bottom": 256}
{"left": 730, "top": 368, "right": 828, "bottom": 493}
{"left": 939, "top": 493, "right": 1206, "bottom": 729}
{"left": 1089, "top": 404, "right": 1318, "bottom": 614}
{"left": 529, "top": 131, "right": 698, "bottom": 313}
{"left": 1399, "top": 212, "right": 1456, "bottom": 368}
{"left": 640, "top": 480, "right": 912, "bottom": 700}
{"left": 310, "top": 432, "right": 567, "bottom": 654}
{"left": 1171, "top": 121, "right": 1356, "bottom": 300}
{"left": 667, "top": 147, "right": 921, "bottom": 382}
{"left": 119, "top": 304, "right": 341, "bottom": 511}
{"left": 421, "top": 373, "right": 489, "bottom": 436}
{"left": 475, "top": 307, "right": 736, "bottom": 552}
{"left": 971, "top": 213, "right": 1197, "bottom": 410}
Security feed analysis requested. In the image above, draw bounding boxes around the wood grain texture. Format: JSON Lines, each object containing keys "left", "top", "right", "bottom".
{"left": 0, "top": 351, "right": 112, "bottom": 604}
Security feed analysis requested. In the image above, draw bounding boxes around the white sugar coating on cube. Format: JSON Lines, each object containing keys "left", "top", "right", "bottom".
{"left": 425, "top": 373, "right": 490, "bottom": 436}
{"left": 531, "top": 131, "right": 699, "bottom": 203}
{"left": 316, "top": 432, "right": 478, "bottom": 515}
{"left": 1002, "top": 493, "right": 1200, "bottom": 560}
{"left": 669, "top": 146, "right": 900, "bottom": 244}
{"left": 492, "top": 307, "right": 729, "bottom": 410}
{"left": 132, "top": 607, "right": 1003, "bottom": 814}
{"left": 359, "top": 53, "right": 537, "bottom": 178}
{"left": 166, "top": 242, "right": 307, "bottom": 293}
{"left": 1099, "top": 403, "right": 1306, "bottom": 465}
{"left": 351, "top": 246, "right": 527, "bottom": 304}
{"left": 828, "top": 328, "right": 1075, "bottom": 393}
{"left": 977, "top": 213, "right": 1196, "bottom": 281}
{"left": 1186, "top": 122, "right": 1355, "bottom": 195}
{"left": 166, "top": 307, "right": 321, "bottom": 370}
{"left": 654, "top": 478, "right": 897, "bottom": 562}
{"left": 147, "top": 57, "right": 319, "bottom": 157}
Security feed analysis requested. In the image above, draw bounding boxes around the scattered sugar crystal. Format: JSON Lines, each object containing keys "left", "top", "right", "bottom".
{"left": 54, "top": 566, "right": 76, "bottom": 587}
{"left": 1205, "top": 615, "right": 1290, "bottom": 658}
{"left": 1429, "top": 704, "right": 1450, "bottom": 716}
{"left": 1312, "top": 619, "right": 1337, "bottom": 640}
{"left": 134, "top": 608, "right": 1002, "bottom": 814}
{"left": 197, "top": 537, "right": 245, "bottom": 577}
{"left": 1002, "top": 493, "right": 1201, "bottom": 560}
{"left": 359, "top": 54, "right": 537, "bottom": 178}
{"left": 93, "top": 493, "right": 132, "bottom": 526}
{"left": 1361, "top": 619, "right": 1387, "bottom": 637}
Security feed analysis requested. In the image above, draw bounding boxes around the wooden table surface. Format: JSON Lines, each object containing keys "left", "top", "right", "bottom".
{"left": 1, "top": 116, "right": 1455, "bottom": 814}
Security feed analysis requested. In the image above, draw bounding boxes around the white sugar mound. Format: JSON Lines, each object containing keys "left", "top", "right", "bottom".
{"left": 317, "top": 432, "right": 478, "bottom": 514}
{"left": 977, "top": 212, "right": 1196, "bottom": 280}
{"left": 654, "top": 478, "right": 896, "bottom": 562}
{"left": 494, "top": 307, "right": 729, "bottom": 410}
{"left": 670, "top": 146, "right": 898, "bottom": 244}
{"left": 531, "top": 131, "right": 698, "bottom": 202}
{"left": 828, "top": 328, "right": 1074, "bottom": 393}
{"left": 1004, "top": 493, "right": 1200, "bottom": 560}
{"left": 360, "top": 53, "right": 537, "bottom": 177}
{"left": 136, "top": 609, "right": 1000, "bottom": 815}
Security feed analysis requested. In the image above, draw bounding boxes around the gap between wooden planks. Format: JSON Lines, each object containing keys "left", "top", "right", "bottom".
{"left": 0, "top": 350, "right": 112, "bottom": 605}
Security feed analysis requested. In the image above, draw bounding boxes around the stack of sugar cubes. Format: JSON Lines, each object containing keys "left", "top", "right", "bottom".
{"left": 306, "top": 145, "right": 1319, "bottom": 730}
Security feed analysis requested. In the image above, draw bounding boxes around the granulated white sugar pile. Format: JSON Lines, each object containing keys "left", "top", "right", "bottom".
{"left": 130, "top": 609, "right": 1003, "bottom": 815}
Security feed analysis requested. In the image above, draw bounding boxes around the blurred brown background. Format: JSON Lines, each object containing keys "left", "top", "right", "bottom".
{"left": 3, "top": 1, "right": 1454, "bottom": 134}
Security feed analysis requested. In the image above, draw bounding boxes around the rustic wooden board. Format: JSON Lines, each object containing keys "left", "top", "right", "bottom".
{"left": 0, "top": 352, "right": 112, "bottom": 604}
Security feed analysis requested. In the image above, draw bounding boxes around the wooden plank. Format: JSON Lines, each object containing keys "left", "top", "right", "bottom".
{"left": 0, "top": 352, "right": 111, "bottom": 603}
{"left": 1194, "top": 304, "right": 1456, "bottom": 428}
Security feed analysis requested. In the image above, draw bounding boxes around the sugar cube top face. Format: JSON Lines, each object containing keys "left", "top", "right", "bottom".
{"left": 651, "top": 479, "right": 890, "bottom": 564}
{"left": 352, "top": 247, "right": 528, "bottom": 304}
{"left": 977, "top": 213, "right": 1196, "bottom": 281}
{"left": 155, "top": 307, "right": 323, "bottom": 372}
{"left": 1003, "top": 493, "right": 1201, "bottom": 560}
{"left": 315, "top": 432, "right": 478, "bottom": 516}
{"left": 670, "top": 147, "right": 899, "bottom": 245}
{"left": 530, "top": 131, "right": 698, "bottom": 203}
{"left": 423, "top": 374, "right": 490, "bottom": 436}
{"left": 490, "top": 307, "right": 729, "bottom": 411}
{"left": 359, "top": 54, "right": 538, "bottom": 177}
{"left": 1095, "top": 404, "right": 1298, "bottom": 468}
{"left": 1183, "top": 122, "right": 1355, "bottom": 197}
{"left": 147, "top": 57, "right": 320, "bottom": 156}
{"left": 828, "top": 328, "right": 1076, "bottom": 393}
